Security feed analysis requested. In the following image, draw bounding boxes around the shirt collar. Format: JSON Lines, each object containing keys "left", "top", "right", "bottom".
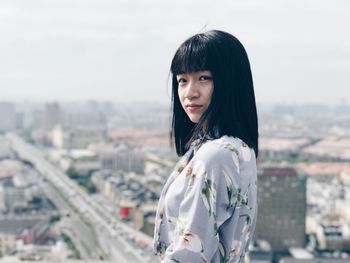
{"left": 190, "top": 125, "right": 220, "bottom": 151}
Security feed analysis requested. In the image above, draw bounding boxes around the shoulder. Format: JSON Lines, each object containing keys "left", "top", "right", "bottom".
{"left": 191, "top": 136, "right": 257, "bottom": 189}
{"left": 196, "top": 135, "right": 254, "bottom": 165}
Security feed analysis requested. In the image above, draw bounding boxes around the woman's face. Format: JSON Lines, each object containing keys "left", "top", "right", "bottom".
{"left": 177, "top": 70, "right": 214, "bottom": 123}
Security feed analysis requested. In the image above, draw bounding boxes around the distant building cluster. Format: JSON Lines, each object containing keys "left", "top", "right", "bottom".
{"left": 92, "top": 170, "right": 157, "bottom": 202}
{"left": 0, "top": 154, "right": 72, "bottom": 261}
{"left": 0, "top": 102, "right": 16, "bottom": 132}
{"left": 1, "top": 101, "right": 350, "bottom": 262}
{"left": 100, "top": 147, "right": 145, "bottom": 174}
{"left": 91, "top": 170, "right": 158, "bottom": 236}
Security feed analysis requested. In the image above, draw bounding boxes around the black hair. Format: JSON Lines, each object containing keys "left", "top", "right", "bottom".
{"left": 170, "top": 30, "right": 259, "bottom": 158}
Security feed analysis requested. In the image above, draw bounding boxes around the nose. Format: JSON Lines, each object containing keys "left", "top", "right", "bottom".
{"left": 184, "top": 79, "right": 199, "bottom": 99}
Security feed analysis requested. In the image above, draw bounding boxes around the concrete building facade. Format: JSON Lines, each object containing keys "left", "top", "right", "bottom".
{"left": 255, "top": 167, "right": 307, "bottom": 252}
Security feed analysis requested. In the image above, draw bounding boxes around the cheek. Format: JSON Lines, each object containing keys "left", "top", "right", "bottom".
{"left": 206, "top": 86, "right": 214, "bottom": 103}
{"left": 178, "top": 89, "right": 185, "bottom": 104}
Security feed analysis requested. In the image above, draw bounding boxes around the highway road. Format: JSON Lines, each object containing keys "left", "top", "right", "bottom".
{"left": 7, "top": 133, "right": 157, "bottom": 263}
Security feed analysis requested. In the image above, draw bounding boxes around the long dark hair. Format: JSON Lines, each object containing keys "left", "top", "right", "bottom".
{"left": 170, "top": 30, "right": 259, "bottom": 158}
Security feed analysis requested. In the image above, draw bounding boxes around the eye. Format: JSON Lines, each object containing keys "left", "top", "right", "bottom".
{"left": 177, "top": 77, "right": 187, "bottom": 85}
{"left": 199, "top": 75, "right": 213, "bottom": 81}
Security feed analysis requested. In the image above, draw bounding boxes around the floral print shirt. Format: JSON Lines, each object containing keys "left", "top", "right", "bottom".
{"left": 153, "top": 135, "right": 258, "bottom": 263}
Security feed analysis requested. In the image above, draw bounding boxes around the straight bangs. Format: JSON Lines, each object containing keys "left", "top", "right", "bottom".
{"left": 170, "top": 35, "right": 210, "bottom": 75}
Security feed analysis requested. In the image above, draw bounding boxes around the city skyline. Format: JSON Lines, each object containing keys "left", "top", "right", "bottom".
{"left": 0, "top": 0, "right": 349, "bottom": 105}
{"left": 0, "top": 95, "right": 350, "bottom": 261}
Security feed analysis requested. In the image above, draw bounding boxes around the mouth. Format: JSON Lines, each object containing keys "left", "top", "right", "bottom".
{"left": 186, "top": 105, "right": 203, "bottom": 111}
{"left": 186, "top": 104, "right": 202, "bottom": 108}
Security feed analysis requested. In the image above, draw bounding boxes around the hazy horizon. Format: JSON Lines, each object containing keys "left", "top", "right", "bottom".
{"left": 1, "top": 0, "right": 349, "bottom": 105}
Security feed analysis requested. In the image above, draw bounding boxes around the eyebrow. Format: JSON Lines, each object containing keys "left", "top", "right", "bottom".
{"left": 176, "top": 70, "right": 211, "bottom": 77}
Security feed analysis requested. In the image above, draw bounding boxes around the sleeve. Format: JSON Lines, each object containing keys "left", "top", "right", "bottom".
{"left": 162, "top": 145, "right": 240, "bottom": 263}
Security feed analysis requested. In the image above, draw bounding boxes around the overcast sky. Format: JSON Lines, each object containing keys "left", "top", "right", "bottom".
{"left": 0, "top": 0, "right": 349, "bottom": 105}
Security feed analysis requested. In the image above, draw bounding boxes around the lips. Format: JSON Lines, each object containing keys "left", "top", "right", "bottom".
{"left": 186, "top": 104, "right": 203, "bottom": 111}
{"left": 186, "top": 104, "right": 202, "bottom": 108}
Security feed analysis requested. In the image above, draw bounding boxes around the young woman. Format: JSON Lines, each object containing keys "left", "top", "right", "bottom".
{"left": 153, "top": 30, "right": 259, "bottom": 263}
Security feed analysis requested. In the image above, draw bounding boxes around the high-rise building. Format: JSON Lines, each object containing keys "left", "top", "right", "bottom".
{"left": 25, "top": 109, "right": 44, "bottom": 130}
{"left": 255, "top": 167, "right": 307, "bottom": 252}
{"left": 44, "top": 102, "right": 62, "bottom": 130}
{"left": 15, "top": 112, "right": 24, "bottom": 129}
{"left": 0, "top": 102, "right": 16, "bottom": 132}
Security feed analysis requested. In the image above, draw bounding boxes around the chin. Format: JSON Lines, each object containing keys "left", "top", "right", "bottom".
{"left": 188, "top": 116, "right": 200, "bottom": 124}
